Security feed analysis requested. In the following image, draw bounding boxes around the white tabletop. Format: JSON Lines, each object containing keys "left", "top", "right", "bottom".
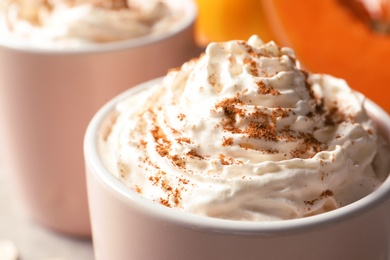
{"left": 0, "top": 165, "right": 95, "bottom": 260}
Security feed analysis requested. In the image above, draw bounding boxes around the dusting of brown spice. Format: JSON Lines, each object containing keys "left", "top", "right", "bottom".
{"left": 213, "top": 93, "right": 327, "bottom": 150}
{"left": 170, "top": 127, "right": 180, "bottom": 135}
{"left": 160, "top": 198, "right": 171, "bottom": 207}
{"left": 178, "top": 113, "right": 186, "bottom": 121}
{"left": 215, "top": 97, "right": 245, "bottom": 130}
{"left": 150, "top": 125, "right": 171, "bottom": 157}
{"left": 265, "top": 148, "right": 279, "bottom": 154}
{"left": 219, "top": 154, "right": 231, "bottom": 165}
{"left": 186, "top": 149, "right": 204, "bottom": 160}
{"left": 320, "top": 171, "right": 329, "bottom": 181}
{"left": 219, "top": 154, "right": 243, "bottom": 165}
{"left": 245, "top": 121, "right": 278, "bottom": 141}
{"left": 222, "top": 137, "right": 234, "bottom": 146}
{"left": 256, "top": 81, "right": 281, "bottom": 96}
{"left": 139, "top": 139, "right": 147, "bottom": 149}
{"left": 179, "top": 178, "right": 189, "bottom": 185}
{"left": 212, "top": 88, "right": 333, "bottom": 157}
{"left": 243, "top": 58, "right": 259, "bottom": 76}
{"left": 158, "top": 179, "right": 186, "bottom": 208}
{"left": 148, "top": 175, "right": 161, "bottom": 186}
{"left": 176, "top": 137, "right": 191, "bottom": 144}
{"left": 304, "top": 190, "right": 334, "bottom": 206}
{"left": 171, "top": 155, "right": 186, "bottom": 168}
{"left": 134, "top": 185, "right": 142, "bottom": 194}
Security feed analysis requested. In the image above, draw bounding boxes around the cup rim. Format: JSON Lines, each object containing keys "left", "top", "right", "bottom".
{"left": 0, "top": 0, "right": 197, "bottom": 55}
{"left": 84, "top": 77, "right": 390, "bottom": 236}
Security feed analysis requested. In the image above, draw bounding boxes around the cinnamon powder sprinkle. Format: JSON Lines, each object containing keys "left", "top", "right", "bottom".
{"left": 160, "top": 198, "right": 171, "bottom": 207}
{"left": 222, "top": 137, "right": 234, "bottom": 146}
{"left": 219, "top": 154, "right": 243, "bottom": 165}
{"left": 156, "top": 143, "right": 169, "bottom": 157}
{"left": 170, "top": 127, "right": 180, "bottom": 135}
{"left": 304, "top": 189, "right": 334, "bottom": 206}
{"left": 256, "top": 81, "right": 281, "bottom": 96}
{"left": 215, "top": 97, "right": 245, "bottom": 127}
{"left": 219, "top": 154, "right": 231, "bottom": 165}
{"left": 171, "top": 155, "right": 186, "bottom": 168}
{"left": 134, "top": 185, "right": 142, "bottom": 194}
{"left": 173, "top": 188, "right": 182, "bottom": 206}
{"left": 245, "top": 121, "right": 277, "bottom": 141}
{"left": 213, "top": 93, "right": 331, "bottom": 157}
{"left": 161, "top": 180, "right": 173, "bottom": 192}
{"left": 186, "top": 149, "right": 204, "bottom": 160}
{"left": 179, "top": 178, "right": 190, "bottom": 185}
{"left": 250, "top": 110, "right": 270, "bottom": 121}
{"left": 265, "top": 148, "right": 279, "bottom": 154}
{"left": 176, "top": 137, "right": 191, "bottom": 144}
{"left": 298, "top": 132, "right": 328, "bottom": 153}
{"left": 243, "top": 58, "right": 259, "bottom": 76}
{"left": 151, "top": 125, "right": 172, "bottom": 158}
{"left": 320, "top": 171, "right": 328, "bottom": 181}
{"left": 214, "top": 97, "right": 311, "bottom": 145}
{"left": 139, "top": 139, "right": 147, "bottom": 148}
{"left": 148, "top": 175, "right": 161, "bottom": 186}
{"left": 178, "top": 113, "right": 186, "bottom": 121}
{"left": 158, "top": 181, "right": 184, "bottom": 208}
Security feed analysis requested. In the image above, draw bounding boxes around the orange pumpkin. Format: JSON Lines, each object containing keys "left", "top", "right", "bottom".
{"left": 195, "top": 0, "right": 275, "bottom": 47}
{"left": 263, "top": 0, "right": 390, "bottom": 112}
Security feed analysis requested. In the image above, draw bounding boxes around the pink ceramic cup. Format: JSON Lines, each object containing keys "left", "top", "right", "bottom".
{"left": 84, "top": 78, "right": 390, "bottom": 260}
{"left": 0, "top": 0, "right": 198, "bottom": 237}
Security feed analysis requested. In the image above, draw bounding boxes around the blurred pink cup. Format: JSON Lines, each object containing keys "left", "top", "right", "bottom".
{"left": 84, "top": 78, "right": 390, "bottom": 260}
{"left": 0, "top": 0, "right": 198, "bottom": 237}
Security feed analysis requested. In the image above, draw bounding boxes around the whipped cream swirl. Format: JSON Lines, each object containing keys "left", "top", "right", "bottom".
{"left": 102, "top": 36, "right": 390, "bottom": 221}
